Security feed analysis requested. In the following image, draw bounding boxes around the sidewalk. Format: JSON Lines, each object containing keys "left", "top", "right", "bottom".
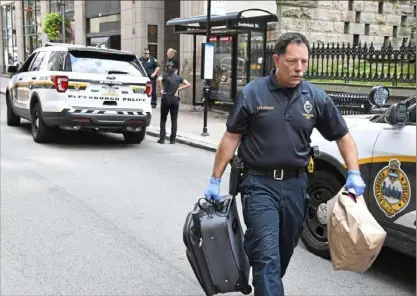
{"left": 1, "top": 74, "right": 8, "bottom": 94}
{"left": 146, "top": 99, "right": 226, "bottom": 152}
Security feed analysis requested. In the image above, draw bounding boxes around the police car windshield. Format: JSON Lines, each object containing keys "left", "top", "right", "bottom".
{"left": 68, "top": 50, "right": 147, "bottom": 77}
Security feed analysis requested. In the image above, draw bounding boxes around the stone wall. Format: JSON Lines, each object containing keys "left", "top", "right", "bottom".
{"left": 275, "top": 0, "right": 416, "bottom": 48}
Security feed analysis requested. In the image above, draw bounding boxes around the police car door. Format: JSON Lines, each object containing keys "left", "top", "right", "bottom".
{"left": 368, "top": 104, "right": 416, "bottom": 235}
{"left": 12, "top": 52, "right": 39, "bottom": 116}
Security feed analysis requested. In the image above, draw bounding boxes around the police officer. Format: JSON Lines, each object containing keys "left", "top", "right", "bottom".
{"left": 166, "top": 48, "right": 179, "bottom": 74}
{"left": 204, "top": 32, "right": 366, "bottom": 296}
{"left": 138, "top": 48, "right": 160, "bottom": 108}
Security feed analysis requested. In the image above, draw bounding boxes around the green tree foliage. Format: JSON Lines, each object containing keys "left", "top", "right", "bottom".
{"left": 42, "top": 12, "right": 72, "bottom": 42}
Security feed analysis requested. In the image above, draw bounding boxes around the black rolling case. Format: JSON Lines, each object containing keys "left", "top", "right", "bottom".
{"left": 183, "top": 195, "right": 252, "bottom": 296}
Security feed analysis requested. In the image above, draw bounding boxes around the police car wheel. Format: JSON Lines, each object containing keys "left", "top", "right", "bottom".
{"left": 6, "top": 92, "right": 20, "bottom": 126}
{"left": 301, "top": 170, "right": 343, "bottom": 259}
{"left": 123, "top": 128, "right": 146, "bottom": 144}
{"left": 31, "top": 102, "right": 55, "bottom": 144}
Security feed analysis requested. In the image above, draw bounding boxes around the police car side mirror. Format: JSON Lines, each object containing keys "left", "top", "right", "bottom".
{"left": 7, "top": 65, "right": 18, "bottom": 74}
{"left": 385, "top": 103, "right": 408, "bottom": 127}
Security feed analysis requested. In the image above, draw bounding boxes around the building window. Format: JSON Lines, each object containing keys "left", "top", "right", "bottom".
{"left": 22, "top": 0, "right": 41, "bottom": 60}
{"left": 344, "top": 22, "right": 350, "bottom": 34}
{"left": 348, "top": 0, "right": 353, "bottom": 11}
{"left": 86, "top": 14, "right": 121, "bottom": 50}
{"left": 49, "top": 0, "right": 75, "bottom": 20}
{"left": 401, "top": 15, "right": 407, "bottom": 26}
{"left": 147, "top": 24, "right": 158, "bottom": 57}
{"left": 353, "top": 34, "right": 360, "bottom": 46}
{"left": 148, "top": 25, "right": 158, "bottom": 43}
{"left": 1, "top": 3, "right": 17, "bottom": 73}
{"left": 87, "top": 14, "right": 120, "bottom": 34}
{"left": 148, "top": 44, "right": 157, "bottom": 58}
{"left": 355, "top": 11, "right": 361, "bottom": 23}
{"left": 378, "top": 2, "right": 384, "bottom": 14}
{"left": 365, "top": 24, "right": 370, "bottom": 35}
{"left": 384, "top": 36, "right": 390, "bottom": 46}
{"left": 393, "top": 26, "right": 398, "bottom": 37}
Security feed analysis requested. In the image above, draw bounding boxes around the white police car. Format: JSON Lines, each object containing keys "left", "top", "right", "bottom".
{"left": 301, "top": 86, "right": 416, "bottom": 259}
{"left": 5, "top": 43, "right": 153, "bottom": 144}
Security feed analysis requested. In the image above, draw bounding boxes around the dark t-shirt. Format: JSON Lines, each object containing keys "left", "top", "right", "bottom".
{"left": 166, "top": 58, "right": 179, "bottom": 71}
{"left": 162, "top": 74, "right": 184, "bottom": 96}
{"left": 226, "top": 69, "right": 349, "bottom": 169}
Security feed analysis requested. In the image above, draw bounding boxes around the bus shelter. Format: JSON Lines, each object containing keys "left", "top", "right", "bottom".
{"left": 166, "top": 9, "right": 278, "bottom": 106}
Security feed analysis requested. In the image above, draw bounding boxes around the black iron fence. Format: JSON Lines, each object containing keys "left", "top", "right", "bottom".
{"left": 247, "top": 41, "right": 416, "bottom": 86}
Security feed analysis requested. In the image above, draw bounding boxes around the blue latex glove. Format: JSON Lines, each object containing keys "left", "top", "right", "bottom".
{"left": 204, "top": 177, "right": 221, "bottom": 201}
{"left": 345, "top": 170, "right": 366, "bottom": 197}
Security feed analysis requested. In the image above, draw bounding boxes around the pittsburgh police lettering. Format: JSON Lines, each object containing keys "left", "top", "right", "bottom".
{"left": 204, "top": 32, "right": 366, "bottom": 296}
{"left": 68, "top": 94, "right": 119, "bottom": 101}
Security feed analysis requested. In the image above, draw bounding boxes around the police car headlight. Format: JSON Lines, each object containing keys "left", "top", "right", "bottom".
{"left": 368, "top": 85, "right": 389, "bottom": 108}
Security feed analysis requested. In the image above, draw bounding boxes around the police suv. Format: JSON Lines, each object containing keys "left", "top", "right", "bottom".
{"left": 301, "top": 86, "right": 416, "bottom": 259}
{"left": 5, "top": 43, "right": 153, "bottom": 144}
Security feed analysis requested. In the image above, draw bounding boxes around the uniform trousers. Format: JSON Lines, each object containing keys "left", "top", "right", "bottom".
{"left": 239, "top": 172, "right": 310, "bottom": 296}
{"left": 150, "top": 77, "right": 157, "bottom": 106}
{"left": 159, "top": 94, "right": 180, "bottom": 141}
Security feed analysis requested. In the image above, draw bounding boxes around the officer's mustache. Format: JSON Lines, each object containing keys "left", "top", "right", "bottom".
{"left": 291, "top": 72, "right": 304, "bottom": 78}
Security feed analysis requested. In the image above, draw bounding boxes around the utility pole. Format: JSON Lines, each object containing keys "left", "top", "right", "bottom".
{"left": 201, "top": 0, "right": 211, "bottom": 136}
{"left": 58, "top": 0, "right": 66, "bottom": 43}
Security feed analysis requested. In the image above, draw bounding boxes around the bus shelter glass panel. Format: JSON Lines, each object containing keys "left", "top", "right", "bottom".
{"left": 211, "top": 35, "right": 233, "bottom": 103}
{"left": 249, "top": 32, "right": 266, "bottom": 81}
{"left": 237, "top": 33, "right": 249, "bottom": 93}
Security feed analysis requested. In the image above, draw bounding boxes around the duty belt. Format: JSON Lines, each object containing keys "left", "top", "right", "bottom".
{"left": 245, "top": 167, "right": 305, "bottom": 180}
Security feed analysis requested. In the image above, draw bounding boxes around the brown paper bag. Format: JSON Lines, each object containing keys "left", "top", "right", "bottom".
{"left": 327, "top": 188, "right": 387, "bottom": 273}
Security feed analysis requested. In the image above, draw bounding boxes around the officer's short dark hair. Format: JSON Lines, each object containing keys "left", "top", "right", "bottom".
{"left": 274, "top": 32, "right": 310, "bottom": 56}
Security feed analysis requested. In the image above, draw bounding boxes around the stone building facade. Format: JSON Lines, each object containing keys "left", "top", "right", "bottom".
{"left": 1, "top": 0, "right": 416, "bottom": 72}
{"left": 274, "top": 0, "right": 416, "bottom": 48}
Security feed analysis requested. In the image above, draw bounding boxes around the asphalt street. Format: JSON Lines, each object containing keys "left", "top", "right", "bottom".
{"left": 0, "top": 94, "right": 415, "bottom": 296}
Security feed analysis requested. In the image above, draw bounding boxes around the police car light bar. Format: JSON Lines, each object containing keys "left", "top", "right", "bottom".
{"left": 369, "top": 85, "right": 390, "bottom": 108}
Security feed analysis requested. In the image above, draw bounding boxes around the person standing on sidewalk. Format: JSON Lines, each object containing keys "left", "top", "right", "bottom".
{"left": 138, "top": 48, "right": 160, "bottom": 108}
{"left": 203, "top": 32, "right": 366, "bottom": 296}
{"left": 157, "top": 64, "right": 191, "bottom": 144}
{"left": 166, "top": 48, "right": 179, "bottom": 74}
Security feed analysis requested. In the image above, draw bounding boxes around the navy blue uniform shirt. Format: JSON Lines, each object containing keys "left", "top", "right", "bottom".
{"left": 226, "top": 69, "right": 349, "bottom": 169}
{"left": 138, "top": 56, "right": 160, "bottom": 77}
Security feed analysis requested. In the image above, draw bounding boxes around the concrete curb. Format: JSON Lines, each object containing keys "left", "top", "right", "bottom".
{"left": 146, "top": 127, "right": 218, "bottom": 153}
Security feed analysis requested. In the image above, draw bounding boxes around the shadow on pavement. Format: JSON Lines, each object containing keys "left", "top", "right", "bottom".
{"left": 367, "top": 247, "right": 416, "bottom": 292}
{"left": 299, "top": 239, "right": 415, "bottom": 293}
{"left": 17, "top": 123, "right": 142, "bottom": 149}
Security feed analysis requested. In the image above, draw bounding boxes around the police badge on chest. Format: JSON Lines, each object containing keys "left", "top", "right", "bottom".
{"left": 302, "top": 100, "right": 314, "bottom": 119}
